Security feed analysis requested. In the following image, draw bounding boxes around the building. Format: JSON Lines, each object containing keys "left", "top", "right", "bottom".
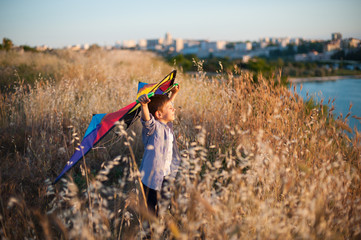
{"left": 199, "top": 40, "right": 227, "bottom": 52}
{"left": 214, "top": 41, "right": 227, "bottom": 50}
{"left": 122, "top": 40, "right": 136, "bottom": 49}
{"left": 325, "top": 39, "right": 341, "bottom": 52}
{"left": 279, "top": 37, "right": 290, "bottom": 47}
{"left": 259, "top": 37, "right": 270, "bottom": 48}
{"left": 82, "top": 44, "right": 89, "bottom": 50}
{"left": 164, "top": 32, "right": 172, "bottom": 46}
{"left": 36, "top": 45, "right": 49, "bottom": 51}
{"left": 294, "top": 53, "right": 307, "bottom": 61}
{"left": 183, "top": 40, "right": 200, "bottom": 48}
{"left": 332, "top": 32, "right": 342, "bottom": 41}
{"left": 147, "top": 39, "right": 164, "bottom": 51}
{"left": 294, "top": 51, "right": 331, "bottom": 61}
{"left": 342, "top": 38, "right": 361, "bottom": 49}
{"left": 235, "top": 42, "right": 252, "bottom": 51}
{"left": 138, "top": 39, "right": 147, "bottom": 50}
{"left": 181, "top": 45, "right": 199, "bottom": 55}
{"left": 174, "top": 38, "right": 184, "bottom": 52}
{"left": 260, "top": 41, "right": 269, "bottom": 48}
{"left": 68, "top": 44, "right": 81, "bottom": 51}
{"left": 260, "top": 37, "right": 270, "bottom": 43}
{"left": 114, "top": 41, "right": 122, "bottom": 49}
{"left": 290, "top": 38, "right": 301, "bottom": 46}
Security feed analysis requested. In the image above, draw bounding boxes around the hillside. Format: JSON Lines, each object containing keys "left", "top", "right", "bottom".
{"left": 0, "top": 49, "right": 360, "bottom": 239}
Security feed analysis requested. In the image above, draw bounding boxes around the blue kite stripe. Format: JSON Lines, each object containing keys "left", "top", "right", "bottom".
{"left": 84, "top": 113, "right": 106, "bottom": 139}
{"left": 53, "top": 126, "right": 99, "bottom": 184}
{"left": 155, "top": 89, "right": 163, "bottom": 94}
{"left": 137, "top": 82, "right": 147, "bottom": 92}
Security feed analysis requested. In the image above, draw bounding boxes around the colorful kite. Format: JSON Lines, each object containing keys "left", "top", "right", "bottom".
{"left": 54, "top": 70, "right": 177, "bottom": 184}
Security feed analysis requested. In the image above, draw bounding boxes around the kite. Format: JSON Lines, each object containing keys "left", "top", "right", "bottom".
{"left": 54, "top": 70, "right": 177, "bottom": 184}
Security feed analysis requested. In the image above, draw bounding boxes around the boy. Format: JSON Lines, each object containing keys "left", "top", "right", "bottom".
{"left": 137, "top": 85, "right": 181, "bottom": 215}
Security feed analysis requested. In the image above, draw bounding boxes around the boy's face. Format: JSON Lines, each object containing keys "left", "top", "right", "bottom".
{"left": 156, "top": 101, "right": 175, "bottom": 123}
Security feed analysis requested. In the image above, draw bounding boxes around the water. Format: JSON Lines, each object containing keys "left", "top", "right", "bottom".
{"left": 291, "top": 78, "right": 361, "bottom": 134}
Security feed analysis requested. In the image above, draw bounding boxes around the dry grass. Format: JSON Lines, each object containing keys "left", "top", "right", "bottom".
{"left": 0, "top": 50, "right": 360, "bottom": 239}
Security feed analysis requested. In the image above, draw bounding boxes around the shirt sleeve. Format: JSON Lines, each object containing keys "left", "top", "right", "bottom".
{"left": 141, "top": 114, "right": 156, "bottom": 136}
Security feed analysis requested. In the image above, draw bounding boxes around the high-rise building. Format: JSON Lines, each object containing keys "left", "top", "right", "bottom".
{"left": 331, "top": 33, "right": 342, "bottom": 41}
{"left": 175, "top": 39, "right": 184, "bottom": 52}
{"left": 164, "top": 32, "right": 173, "bottom": 46}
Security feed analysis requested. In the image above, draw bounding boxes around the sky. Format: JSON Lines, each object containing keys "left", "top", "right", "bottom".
{"left": 1, "top": 0, "right": 361, "bottom": 48}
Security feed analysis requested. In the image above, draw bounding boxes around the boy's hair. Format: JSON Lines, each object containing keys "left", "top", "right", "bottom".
{"left": 148, "top": 94, "right": 170, "bottom": 118}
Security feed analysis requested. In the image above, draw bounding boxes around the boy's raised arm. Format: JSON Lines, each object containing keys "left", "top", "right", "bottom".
{"left": 138, "top": 94, "right": 151, "bottom": 121}
{"left": 169, "top": 84, "right": 180, "bottom": 102}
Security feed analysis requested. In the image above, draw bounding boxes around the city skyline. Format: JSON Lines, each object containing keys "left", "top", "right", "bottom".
{"left": 1, "top": 0, "right": 361, "bottom": 48}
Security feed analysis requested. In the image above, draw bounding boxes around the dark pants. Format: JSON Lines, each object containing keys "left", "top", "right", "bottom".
{"left": 142, "top": 178, "right": 171, "bottom": 216}
{"left": 142, "top": 184, "right": 158, "bottom": 215}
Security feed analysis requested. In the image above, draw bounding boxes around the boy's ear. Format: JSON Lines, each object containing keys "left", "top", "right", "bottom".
{"left": 155, "top": 110, "right": 162, "bottom": 119}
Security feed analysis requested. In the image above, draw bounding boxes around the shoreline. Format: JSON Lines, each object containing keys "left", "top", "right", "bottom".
{"left": 289, "top": 75, "right": 361, "bottom": 83}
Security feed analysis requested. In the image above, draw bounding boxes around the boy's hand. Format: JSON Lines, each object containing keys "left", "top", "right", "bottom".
{"left": 171, "top": 84, "right": 180, "bottom": 94}
{"left": 138, "top": 94, "right": 151, "bottom": 105}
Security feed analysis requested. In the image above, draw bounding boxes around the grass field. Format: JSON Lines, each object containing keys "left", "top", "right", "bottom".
{"left": 0, "top": 49, "right": 360, "bottom": 239}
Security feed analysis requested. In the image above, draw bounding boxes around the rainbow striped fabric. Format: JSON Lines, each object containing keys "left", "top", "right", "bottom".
{"left": 54, "top": 70, "right": 177, "bottom": 184}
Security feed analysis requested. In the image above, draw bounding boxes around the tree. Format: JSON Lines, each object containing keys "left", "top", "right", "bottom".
{"left": 297, "top": 41, "right": 324, "bottom": 54}
{"left": 167, "top": 54, "right": 197, "bottom": 72}
{"left": 331, "top": 50, "right": 345, "bottom": 60}
{"left": 21, "top": 45, "right": 37, "bottom": 52}
{"left": 345, "top": 49, "right": 361, "bottom": 61}
{"left": 88, "top": 44, "right": 101, "bottom": 51}
{"left": 2, "top": 38, "right": 13, "bottom": 51}
{"left": 226, "top": 42, "right": 235, "bottom": 50}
